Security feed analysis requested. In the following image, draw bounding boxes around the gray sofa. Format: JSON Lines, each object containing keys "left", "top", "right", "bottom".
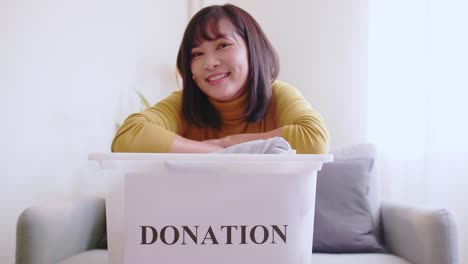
{"left": 15, "top": 144, "right": 459, "bottom": 264}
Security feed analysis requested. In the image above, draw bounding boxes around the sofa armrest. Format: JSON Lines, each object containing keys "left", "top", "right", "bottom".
{"left": 381, "top": 201, "right": 459, "bottom": 264}
{"left": 16, "top": 197, "right": 106, "bottom": 264}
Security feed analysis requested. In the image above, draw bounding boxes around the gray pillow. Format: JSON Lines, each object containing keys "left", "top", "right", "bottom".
{"left": 313, "top": 158, "right": 386, "bottom": 253}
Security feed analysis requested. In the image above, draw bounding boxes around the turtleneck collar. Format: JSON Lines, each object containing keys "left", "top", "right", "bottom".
{"left": 208, "top": 90, "right": 249, "bottom": 122}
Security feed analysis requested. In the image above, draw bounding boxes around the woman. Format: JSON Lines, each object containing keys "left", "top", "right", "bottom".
{"left": 112, "top": 4, "right": 329, "bottom": 154}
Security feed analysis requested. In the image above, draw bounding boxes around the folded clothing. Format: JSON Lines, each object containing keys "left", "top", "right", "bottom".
{"left": 213, "top": 137, "right": 296, "bottom": 154}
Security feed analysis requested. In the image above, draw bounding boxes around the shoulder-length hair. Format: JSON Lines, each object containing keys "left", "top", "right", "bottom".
{"left": 176, "top": 4, "right": 279, "bottom": 129}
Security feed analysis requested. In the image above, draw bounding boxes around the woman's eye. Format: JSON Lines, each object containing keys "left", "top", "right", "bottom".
{"left": 192, "top": 52, "right": 203, "bottom": 58}
{"left": 218, "top": 43, "right": 230, "bottom": 49}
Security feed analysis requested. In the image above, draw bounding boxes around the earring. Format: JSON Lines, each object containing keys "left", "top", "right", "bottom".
{"left": 192, "top": 75, "right": 195, "bottom": 80}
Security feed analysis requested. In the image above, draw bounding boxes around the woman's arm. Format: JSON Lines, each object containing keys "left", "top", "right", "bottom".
{"left": 112, "top": 91, "right": 224, "bottom": 153}
{"left": 203, "top": 127, "right": 283, "bottom": 148}
{"left": 272, "top": 81, "right": 330, "bottom": 154}
{"left": 170, "top": 135, "right": 223, "bottom": 153}
{"left": 204, "top": 82, "right": 330, "bottom": 154}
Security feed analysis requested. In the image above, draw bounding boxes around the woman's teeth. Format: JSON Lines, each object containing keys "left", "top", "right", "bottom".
{"left": 208, "top": 73, "right": 228, "bottom": 81}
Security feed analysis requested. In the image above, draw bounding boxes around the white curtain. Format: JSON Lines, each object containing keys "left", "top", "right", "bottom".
{"left": 368, "top": 0, "right": 468, "bottom": 259}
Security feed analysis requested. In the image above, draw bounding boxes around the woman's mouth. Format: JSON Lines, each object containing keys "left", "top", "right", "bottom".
{"left": 207, "top": 73, "right": 229, "bottom": 84}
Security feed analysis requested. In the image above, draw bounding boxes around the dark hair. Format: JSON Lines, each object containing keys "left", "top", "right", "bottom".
{"left": 176, "top": 4, "right": 279, "bottom": 129}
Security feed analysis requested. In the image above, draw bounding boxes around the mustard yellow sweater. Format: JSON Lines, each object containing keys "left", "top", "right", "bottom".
{"left": 112, "top": 81, "right": 329, "bottom": 154}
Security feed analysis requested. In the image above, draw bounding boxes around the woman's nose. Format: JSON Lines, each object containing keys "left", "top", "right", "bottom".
{"left": 203, "top": 54, "right": 220, "bottom": 70}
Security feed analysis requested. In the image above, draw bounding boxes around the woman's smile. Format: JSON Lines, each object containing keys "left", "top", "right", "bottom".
{"left": 206, "top": 72, "right": 230, "bottom": 85}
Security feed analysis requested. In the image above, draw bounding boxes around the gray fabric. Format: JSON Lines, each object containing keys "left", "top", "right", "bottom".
{"left": 313, "top": 158, "right": 385, "bottom": 253}
{"left": 213, "top": 137, "right": 296, "bottom": 154}
{"left": 16, "top": 197, "right": 106, "bottom": 264}
{"left": 329, "top": 143, "right": 382, "bottom": 242}
{"left": 382, "top": 201, "right": 459, "bottom": 264}
{"left": 57, "top": 249, "right": 108, "bottom": 264}
{"left": 312, "top": 253, "right": 410, "bottom": 264}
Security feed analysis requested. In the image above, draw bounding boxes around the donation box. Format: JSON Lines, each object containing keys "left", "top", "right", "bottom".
{"left": 89, "top": 153, "right": 332, "bottom": 264}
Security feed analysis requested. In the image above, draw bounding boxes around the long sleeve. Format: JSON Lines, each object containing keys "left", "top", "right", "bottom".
{"left": 111, "top": 91, "right": 183, "bottom": 153}
{"left": 273, "top": 81, "right": 330, "bottom": 154}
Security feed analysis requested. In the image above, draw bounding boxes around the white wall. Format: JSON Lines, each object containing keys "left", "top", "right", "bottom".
{"left": 230, "top": 0, "right": 369, "bottom": 147}
{"left": 1, "top": 1, "right": 187, "bottom": 263}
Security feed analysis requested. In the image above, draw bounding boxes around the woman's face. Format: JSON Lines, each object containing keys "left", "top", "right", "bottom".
{"left": 190, "top": 20, "right": 249, "bottom": 102}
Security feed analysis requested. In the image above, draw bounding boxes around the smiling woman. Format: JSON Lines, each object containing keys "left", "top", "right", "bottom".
{"left": 189, "top": 20, "right": 249, "bottom": 102}
{"left": 111, "top": 4, "right": 330, "bottom": 154}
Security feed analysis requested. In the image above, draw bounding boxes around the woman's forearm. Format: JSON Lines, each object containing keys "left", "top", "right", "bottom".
{"left": 169, "top": 134, "right": 224, "bottom": 153}
{"left": 220, "top": 127, "right": 283, "bottom": 147}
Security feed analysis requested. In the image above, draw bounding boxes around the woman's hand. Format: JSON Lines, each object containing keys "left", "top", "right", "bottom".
{"left": 202, "top": 137, "right": 231, "bottom": 148}
{"left": 203, "top": 128, "right": 283, "bottom": 148}
{"left": 169, "top": 135, "right": 224, "bottom": 153}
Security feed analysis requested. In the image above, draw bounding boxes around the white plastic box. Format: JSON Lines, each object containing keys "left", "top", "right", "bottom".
{"left": 89, "top": 153, "right": 332, "bottom": 264}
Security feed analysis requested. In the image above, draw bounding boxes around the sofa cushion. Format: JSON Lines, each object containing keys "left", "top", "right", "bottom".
{"left": 313, "top": 157, "right": 385, "bottom": 253}
{"left": 57, "top": 249, "right": 108, "bottom": 264}
{"left": 312, "top": 253, "right": 410, "bottom": 264}
{"left": 329, "top": 143, "right": 382, "bottom": 240}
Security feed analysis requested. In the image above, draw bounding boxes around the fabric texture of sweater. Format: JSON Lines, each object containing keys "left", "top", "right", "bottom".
{"left": 112, "top": 80, "right": 329, "bottom": 154}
